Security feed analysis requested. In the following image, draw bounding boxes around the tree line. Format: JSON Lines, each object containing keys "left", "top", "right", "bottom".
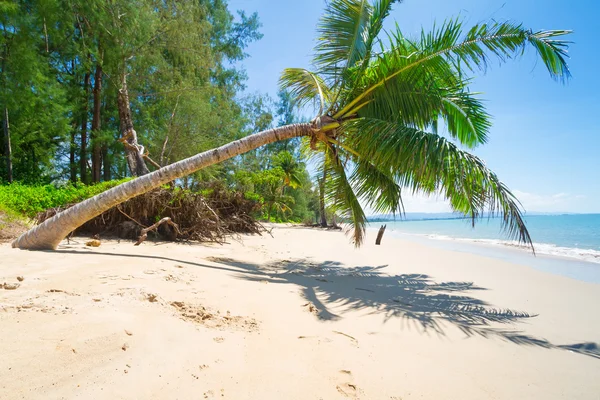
{"left": 0, "top": 0, "right": 323, "bottom": 224}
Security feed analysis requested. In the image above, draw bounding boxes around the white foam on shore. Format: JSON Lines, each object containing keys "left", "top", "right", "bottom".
{"left": 397, "top": 232, "right": 600, "bottom": 265}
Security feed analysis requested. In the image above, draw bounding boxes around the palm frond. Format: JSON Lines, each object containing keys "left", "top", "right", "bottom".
{"left": 279, "top": 68, "right": 332, "bottom": 115}
{"left": 314, "top": 0, "right": 372, "bottom": 75}
{"left": 352, "top": 0, "right": 403, "bottom": 80}
{"left": 345, "top": 118, "right": 533, "bottom": 248}
{"left": 323, "top": 146, "right": 368, "bottom": 246}
{"left": 350, "top": 159, "right": 404, "bottom": 216}
{"left": 354, "top": 59, "right": 492, "bottom": 146}
{"left": 336, "top": 19, "right": 571, "bottom": 124}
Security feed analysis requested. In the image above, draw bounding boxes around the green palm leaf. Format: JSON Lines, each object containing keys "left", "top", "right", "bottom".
{"left": 279, "top": 68, "right": 332, "bottom": 115}
{"left": 314, "top": 0, "right": 372, "bottom": 75}
{"left": 350, "top": 159, "right": 404, "bottom": 216}
{"left": 323, "top": 146, "right": 368, "bottom": 245}
{"left": 335, "top": 19, "right": 571, "bottom": 141}
{"left": 346, "top": 118, "right": 533, "bottom": 247}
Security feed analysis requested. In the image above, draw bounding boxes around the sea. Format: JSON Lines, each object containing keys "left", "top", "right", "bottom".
{"left": 368, "top": 214, "right": 600, "bottom": 284}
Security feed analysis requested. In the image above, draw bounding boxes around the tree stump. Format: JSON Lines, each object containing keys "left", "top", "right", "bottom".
{"left": 375, "top": 224, "right": 386, "bottom": 245}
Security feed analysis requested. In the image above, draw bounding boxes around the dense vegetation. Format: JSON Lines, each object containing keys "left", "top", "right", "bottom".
{"left": 0, "top": 0, "right": 321, "bottom": 227}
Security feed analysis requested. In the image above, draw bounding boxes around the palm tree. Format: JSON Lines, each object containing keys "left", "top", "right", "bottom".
{"left": 273, "top": 151, "right": 303, "bottom": 190}
{"left": 12, "top": 0, "right": 571, "bottom": 250}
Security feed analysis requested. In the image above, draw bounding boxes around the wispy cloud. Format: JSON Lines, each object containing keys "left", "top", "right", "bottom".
{"left": 512, "top": 190, "right": 588, "bottom": 212}
{"left": 362, "top": 190, "right": 590, "bottom": 216}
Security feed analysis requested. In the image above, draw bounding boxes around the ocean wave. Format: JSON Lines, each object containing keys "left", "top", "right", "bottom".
{"left": 408, "top": 233, "right": 600, "bottom": 264}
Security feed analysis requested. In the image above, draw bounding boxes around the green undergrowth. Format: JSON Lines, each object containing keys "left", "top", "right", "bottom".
{"left": 0, "top": 179, "right": 131, "bottom": 218}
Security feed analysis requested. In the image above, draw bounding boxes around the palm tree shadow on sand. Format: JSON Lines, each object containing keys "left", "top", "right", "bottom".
{"left": 207, "top": 256, "right": 600, "bottom": 360}
{"left": 51, "top": 247, "right": 599, "bottom": 360}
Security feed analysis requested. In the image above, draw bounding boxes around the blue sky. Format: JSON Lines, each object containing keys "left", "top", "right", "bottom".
{"left": 227, "top": 0, "right": 599, "bottom": 213}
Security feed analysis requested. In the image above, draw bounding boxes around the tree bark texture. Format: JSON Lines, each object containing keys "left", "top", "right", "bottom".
{"left": 69, "top": 126, "right": 77, "bottom": 183}
{"left": 12, "top": 123, "right": 313, "bottom": 250}
{"left": 91, "top": 62, "right": 103, "bottom": 182}
{"left": 79, "top": 72, "right": 90, "bottom": 183}
{"left": 118, "top": 73, "right": 149, "bottom": 177}
{"left": 319, "top": 167, "right": 327, "bottom": 227}
{"left": 102, "top": 144, "right": 110, "bottom": 181}
{"left": 3, "top": 107, "right": 12, "bottom": 183}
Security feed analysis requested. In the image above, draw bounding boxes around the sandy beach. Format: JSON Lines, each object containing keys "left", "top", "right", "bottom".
{"left": 1, "top": 225, "right": 599, "bottom": 399}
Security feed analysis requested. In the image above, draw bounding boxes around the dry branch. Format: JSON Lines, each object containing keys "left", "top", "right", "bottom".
{"left": 135, "top": 217, "right": 180, "bottom": 246}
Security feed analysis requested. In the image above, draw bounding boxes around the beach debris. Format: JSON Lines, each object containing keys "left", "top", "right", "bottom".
{"left": 47, "top": 289, "right": 80, "bottom": 296}
{"left": 333, "top": 330, "right": 358, "bottom": 346}
{"left": 135, "top": 217, "right": 181, "bottom": 246}
{"left": 121, "top": 343, "right": 129, "bottom": 351}
{"left": 2, "top": 282, "right": 20, "bottom": 290}
{"left": 302, "top": 302, "right": 319, "bottom": 315}
{"left": 92, "top": 298, "right": 102, "bottom": 302}
{"left": 213, "top": 337, "right": 224, "bottom": 343}
{"left": 146, "top": 293, "right": 158, "bottom": 303}
{"left": 85, "top": 239, "right": 101, "bottom": 247}
{"left": 16, "top": 276, "right": 24, "bottom": 282}
{"left": 125, "top": 329, "right": 133, "bottom": 336}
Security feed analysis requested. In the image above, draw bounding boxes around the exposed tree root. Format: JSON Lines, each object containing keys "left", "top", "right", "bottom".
{"left": 36, "top": 183, "right": 264, "bottom": 244}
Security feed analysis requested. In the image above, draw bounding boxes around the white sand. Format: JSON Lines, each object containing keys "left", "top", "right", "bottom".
{"left": 1, "top": 225, "right": 599, "bottom": 399}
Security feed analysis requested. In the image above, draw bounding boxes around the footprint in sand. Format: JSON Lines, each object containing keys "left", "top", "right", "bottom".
{"left": 336, "top": 382, "right": 359, "bottom": 398}
{"left": 336, "top": 370, "right": 361, "bottom": 398}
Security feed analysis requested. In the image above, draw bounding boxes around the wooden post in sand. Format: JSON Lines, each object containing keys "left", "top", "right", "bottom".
{"left": 375, "top": 224, "right": 386, "bottom": 245}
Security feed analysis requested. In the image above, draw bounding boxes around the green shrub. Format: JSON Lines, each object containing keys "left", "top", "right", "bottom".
{"left": 0, "top": 179, "right": 130, "bottom": 218}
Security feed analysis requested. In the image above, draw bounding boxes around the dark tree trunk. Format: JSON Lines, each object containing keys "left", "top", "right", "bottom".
{"left": 375, "top": 224, "right": 387, "bottom": 245}
{"left": 3, "top": 107, "right": 12, "bottom": 183}
{"left": 102, "top": 144, "right": 110, "bottom": 181}
{"left": 319, "top": 168, "right": 327, "bottom": 227}
{"left": 69, "top": 124, "right": 77, "bottom": 183}
{"left": 79, "top": 72, "right": 90, "bottom": 183}
{"left": 91, "top": 62, "right": 102, "bottom": 183}
{"left": 117, "top": 73, "right": 149, "bottom": 177}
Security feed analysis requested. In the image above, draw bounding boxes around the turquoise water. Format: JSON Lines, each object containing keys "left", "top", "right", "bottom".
{"left": 375, "top": 214, "right": 600, "bottom": 265}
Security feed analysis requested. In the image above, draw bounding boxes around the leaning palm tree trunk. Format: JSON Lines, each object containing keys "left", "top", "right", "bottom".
{"left": 12, "top": 123, "right": 312, "bottom": 250}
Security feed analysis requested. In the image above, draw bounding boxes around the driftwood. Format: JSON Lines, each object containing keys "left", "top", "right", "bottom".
{"left": 375, "top": 224, "right": 386, "bottom": 245}
{"left": 135, "top": 217, "right": 181, "bottom": 246}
